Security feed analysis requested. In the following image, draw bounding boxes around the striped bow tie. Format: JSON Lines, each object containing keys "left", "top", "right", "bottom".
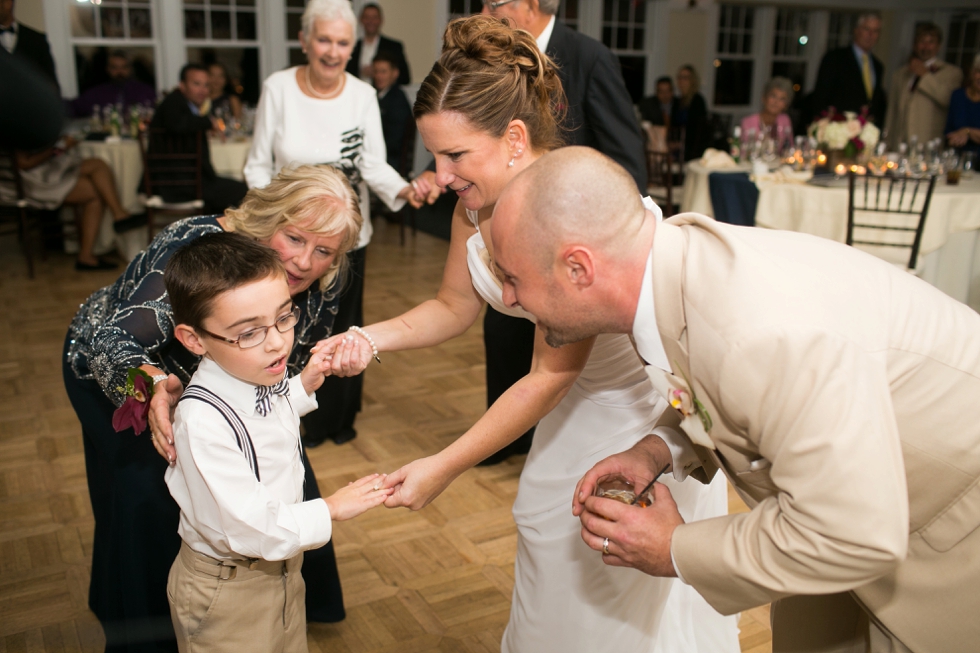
{"left": 255, "top": 377, "right": 290, "bottom": 416}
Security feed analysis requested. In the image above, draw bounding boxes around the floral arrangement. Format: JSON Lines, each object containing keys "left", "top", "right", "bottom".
{"left": 112, "top": 368, "right": 154, "bottom": 434}
{"left": 809, "top": 107, "right": 880, "bottom": 159}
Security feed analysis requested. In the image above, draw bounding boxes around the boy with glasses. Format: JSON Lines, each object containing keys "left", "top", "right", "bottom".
{"left": 163, "top": 232, "right": 390, "bottom": 652}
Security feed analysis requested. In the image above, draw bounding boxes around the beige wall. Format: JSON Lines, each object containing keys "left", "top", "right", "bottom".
{"left": 14, "top": 0, "right": 46, "bottom": 32}
{"left": 372, "top": 0, "right": 441, "bottom": 85}
{"left": 666, "top": 9, "right": 709, "bottom": 80}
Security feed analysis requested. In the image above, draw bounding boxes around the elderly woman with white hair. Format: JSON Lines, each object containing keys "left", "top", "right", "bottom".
{"left": 244, "top": 0, "right": 421, "bottom": 448}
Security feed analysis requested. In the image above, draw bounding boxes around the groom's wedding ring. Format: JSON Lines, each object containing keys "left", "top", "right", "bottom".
{"left": 602, "top": 537, "right": 610, "bottom": 555}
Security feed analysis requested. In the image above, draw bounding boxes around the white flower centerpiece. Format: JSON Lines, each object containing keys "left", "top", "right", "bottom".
{"left": 809, "top": 107, "right": 880, "bottom": 171}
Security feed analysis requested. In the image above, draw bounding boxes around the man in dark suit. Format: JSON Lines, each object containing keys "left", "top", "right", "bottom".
{"left": 0, "top": 0, "right": 58, "bottom": 89}
{"left": 810, "top": 11, "right": 886, "bottom": 127}
{"left": 373, "top": 50, "right": 412, "bottom": 173}
{"left": 149, "top": 63, "right": 247, "bottom": 214}
{"left": 470, "top": 0, "right": 648, "bottom": 464}
{"left": 345, "top": 3, "right": 410, "bottom": 87}
{"left": 639, "top": 76, "right": 677, "bottom": 127}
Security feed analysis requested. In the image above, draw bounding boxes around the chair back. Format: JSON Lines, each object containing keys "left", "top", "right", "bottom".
{"left": 138, "top": 128, "right": 204, "bottom": 202}
{"left": 0, "top": 150, "right": 27, "bottom": 206}
{"left": 641, "top": 122, "right": 674, "bottom": 217}
{"left": 846, "top": 172, "right": 937, "bottom": 270}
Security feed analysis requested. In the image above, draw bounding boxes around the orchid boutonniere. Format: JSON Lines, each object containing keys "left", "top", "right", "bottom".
{"left": 645, "top": 365, "right": 715, "bottom": 449}
{"left": 112, "top": 368, "right": 154, "bottom": 435}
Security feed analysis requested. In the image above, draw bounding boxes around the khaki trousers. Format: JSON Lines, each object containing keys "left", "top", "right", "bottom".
{"left": 167, "top": 542, "right": 307, "bottom": 653}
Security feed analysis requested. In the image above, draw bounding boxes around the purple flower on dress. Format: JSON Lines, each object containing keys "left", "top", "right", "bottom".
{"left": 112, "top": 371, "right": 152, "bottom": 434}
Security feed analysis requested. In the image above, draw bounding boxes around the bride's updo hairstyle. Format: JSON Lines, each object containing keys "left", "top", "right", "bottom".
{"left": 414, "top": 15, "right": 566, "bottom": 152}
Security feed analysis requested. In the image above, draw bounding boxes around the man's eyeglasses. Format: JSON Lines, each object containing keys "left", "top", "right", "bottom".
{"left": 200, "top": 306, "right": 300, "bottom": 349}
{"left": 482, "top": 0, "right": 519, "bottom": 11}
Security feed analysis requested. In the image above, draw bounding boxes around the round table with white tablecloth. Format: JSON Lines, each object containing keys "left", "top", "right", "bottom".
{"left": 76, "top": 138, "right": 147, "bottom": 260}
{"left": 73, "top": 136, "right": 253, "bottom": 260}
{"left": 754, "top": 175, "right": 980, "bottom": 311}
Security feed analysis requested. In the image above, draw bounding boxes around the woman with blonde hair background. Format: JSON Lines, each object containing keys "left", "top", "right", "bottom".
{"left": 63, "top": 165, "right": 361, "bottom": 651}
{"left": 320, "top": 15, "right": 739, "bottom": 653}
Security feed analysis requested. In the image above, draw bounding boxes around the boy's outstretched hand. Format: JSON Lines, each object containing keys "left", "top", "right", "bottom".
{"left": 300, "top": 347, "right": 335, "bottom": 395}
{"left": 324, "top": 473, "right": 393, "bottom": 521}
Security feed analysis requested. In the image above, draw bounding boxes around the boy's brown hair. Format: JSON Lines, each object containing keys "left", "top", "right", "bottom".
{"left": 164, "top": 232, "right": 286, "bottom": 332}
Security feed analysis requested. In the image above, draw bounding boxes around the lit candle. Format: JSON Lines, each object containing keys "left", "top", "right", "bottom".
{"left": 835, "top": 164, "right": 846, "bottom": 176}
{"left": 818, "top": 153, "right": 828, "bottom": 165}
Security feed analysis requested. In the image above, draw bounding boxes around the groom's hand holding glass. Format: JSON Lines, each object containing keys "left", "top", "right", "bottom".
{"left": 573, "top": 435, "right": 684, "bottom": 577}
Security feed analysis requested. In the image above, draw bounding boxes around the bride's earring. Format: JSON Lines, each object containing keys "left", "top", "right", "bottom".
{"left": 508, "top": 148, "right": 524, "bottom": 168}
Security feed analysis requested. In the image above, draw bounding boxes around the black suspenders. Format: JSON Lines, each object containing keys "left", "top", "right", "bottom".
{"left": 180, "top": 385, "right": 261, "bottom": 481}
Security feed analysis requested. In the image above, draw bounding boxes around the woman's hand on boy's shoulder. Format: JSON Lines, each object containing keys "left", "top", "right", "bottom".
{"left": 147, "top": 372, "right": 183, "bottom": 466}
{"left": 323, "top": 473, "right": 393, "bottom": 521}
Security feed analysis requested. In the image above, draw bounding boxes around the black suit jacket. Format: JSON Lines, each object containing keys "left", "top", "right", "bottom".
{"left": 545, "top": 20, "right": 646, "bottom": 191}
{"left": 638, "top": 95, "right": 676, "bottom": 127}
{"left": 346, "top": 34, "right": 410, "bottom": 86}
{"left": 12, "top": 22, "right": 58, "bottom": 89}
{"left": 810, "top": 46, "right": 886, "bottom": 127}
{"left": 378, "top": 85, "right": 413, "bottom": 173}
{"left": 149, "top": 90, "right": 217, "bottom": 183}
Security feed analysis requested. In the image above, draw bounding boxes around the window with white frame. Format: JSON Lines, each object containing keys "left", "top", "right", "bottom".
{"left": 449, "top": 0, "right": 481, "bottom": 20}
{"left": 184, "top": 0, "right": 261, "bottom": 104}
{"left": 69, "top": 0, "right": 157, "bottom": 95}
{"left": 559, "top": 0, "right": 579, "bottom": 31}
{"left": 285, "top": 0, "right": 306, "bottom": 67}
{"left": 713, "top": 3, "right": 755, "bottom": 107}
{"left": 946, "top": 12, "right": 980, "bottom": 80}
{"left": 770, "top": 8, "right": 808, "bottom": 108}
{"left": 601, "top": 0, "right": 645, "bottom": 103}
{"left": 826, "top": 11, "right": 858, "bottom": 52}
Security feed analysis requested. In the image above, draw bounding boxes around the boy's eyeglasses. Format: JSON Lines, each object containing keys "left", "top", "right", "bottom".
{"left": 200, "top": 306, "right": 300, "bottom": 349}
{"left": 482, "top": 0, "right": 518, "bottom": 11}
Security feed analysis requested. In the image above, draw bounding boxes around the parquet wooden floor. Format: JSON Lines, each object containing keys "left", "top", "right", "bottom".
{"left": 0, "top": 218, "right": 771, "bottom": 652}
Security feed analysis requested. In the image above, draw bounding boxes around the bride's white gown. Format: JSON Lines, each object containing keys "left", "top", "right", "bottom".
{"left": 464, "top": 200, "right": 740, "bottom": 652}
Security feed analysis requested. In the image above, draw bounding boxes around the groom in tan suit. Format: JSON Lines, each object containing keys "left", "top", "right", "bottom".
{"left": 490, "top": 146, "right": 980, "bottom": 653}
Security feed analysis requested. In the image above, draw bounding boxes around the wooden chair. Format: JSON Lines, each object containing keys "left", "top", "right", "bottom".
{"left": 641, "top": 123, "right": 675, "bottom": 216}
{"left": 846, "top": 172, "right": 937, "bottom": 271}
{"left": 0, "top": 150, "right": 46, "bottom": 278}
{"left": 138, "top": 128, "right": 205, "bottom": 243}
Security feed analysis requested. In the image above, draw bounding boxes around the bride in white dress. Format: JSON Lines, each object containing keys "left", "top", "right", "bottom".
{"left": 321, "top": 16, "right": 739, "bottom": 653}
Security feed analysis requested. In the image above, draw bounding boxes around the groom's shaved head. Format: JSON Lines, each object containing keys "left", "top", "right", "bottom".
{"left": 495, "top": 146, "right": 647, "bottom": 268}
{"left": 491, "top": 147, "right": 657, "bottom": 345}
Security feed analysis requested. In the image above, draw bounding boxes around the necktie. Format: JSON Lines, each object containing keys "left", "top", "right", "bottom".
{"left": 861, "top": 53, "right": 873, "bottom": 100}
{"left": 0, "top": 26, "right": 14, "bottom": 34}
{"left": 255, "top": 377, "right": 290, "bottom": 417}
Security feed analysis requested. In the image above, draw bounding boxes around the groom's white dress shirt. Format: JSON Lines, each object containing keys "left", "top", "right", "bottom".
{"left": 166, "top": 357, "right": 332, "bottom": 562}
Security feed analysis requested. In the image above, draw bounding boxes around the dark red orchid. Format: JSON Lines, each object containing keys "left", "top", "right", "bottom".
{"left": 112, "top": 370, "right": 152, "bottom": 435}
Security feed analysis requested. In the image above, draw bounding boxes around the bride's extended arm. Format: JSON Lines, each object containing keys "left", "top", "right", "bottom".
{"left": 383, "top": 328, "right": 596, "bottom": 510}
{"left": 319, "top": 202, "right": 487, "bottom": 374}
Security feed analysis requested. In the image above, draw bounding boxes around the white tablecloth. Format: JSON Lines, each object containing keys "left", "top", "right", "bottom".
{"left": 679, "top": 161, "right": 753, "bottom": 216}
{"left": 73, "top": 137, "right": 253, "bottom": 260}
{"left": 210, "top": 138, "right": 251, "bottom": 181}
{"left": 755, "top": 176, "right": 980, "bottom": 311}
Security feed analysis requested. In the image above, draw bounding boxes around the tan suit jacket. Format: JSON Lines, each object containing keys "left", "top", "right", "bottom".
{"left": 644, "top": 214, "right": 980, "bottom": 652}
{"left": 885, "top": 61, "right": 962, "bottom": 150}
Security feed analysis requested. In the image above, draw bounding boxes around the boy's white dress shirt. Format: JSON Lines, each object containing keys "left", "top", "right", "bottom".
{"left": 165, "top": 357, "right": 332, "bottom": 562}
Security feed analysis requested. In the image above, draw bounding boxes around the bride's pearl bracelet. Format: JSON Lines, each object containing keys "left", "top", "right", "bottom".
{"left": 347, "top": 326, "right": 381, "bottom": 364}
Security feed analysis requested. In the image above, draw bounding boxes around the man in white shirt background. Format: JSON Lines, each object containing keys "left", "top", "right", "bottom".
{"left": 885, "top": 22, "right": 963, "bottom": 150}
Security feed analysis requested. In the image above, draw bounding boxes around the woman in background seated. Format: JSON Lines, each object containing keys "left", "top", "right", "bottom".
{"left": 674, "top": 65, "right": 709, "bottom": 161}
{"left": 741, "top": 76, "right": 795, "bottom": 151}
{"left": 2, "top": 137, "right": 143, "bottom": 270}
{"left": 946, "top": 53, "right": 980, "bottom": 155}
{"left": 207, "top": 61, "right": 243, "bottom": 121}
